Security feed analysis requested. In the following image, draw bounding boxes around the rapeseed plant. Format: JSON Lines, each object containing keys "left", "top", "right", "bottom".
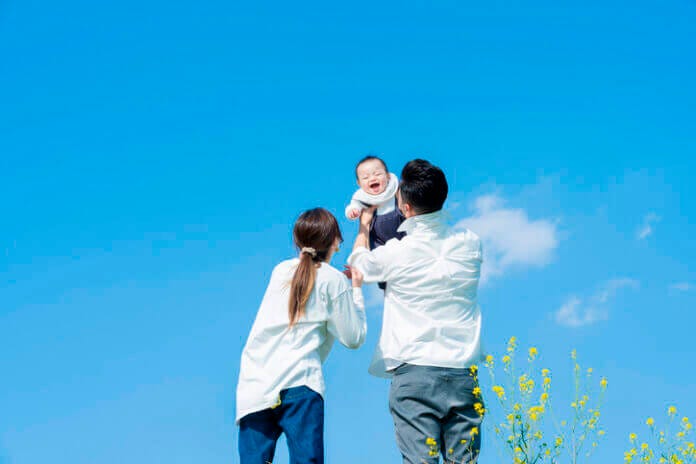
{"left": 421, "top": 338, "right": 690, "bottom": 464}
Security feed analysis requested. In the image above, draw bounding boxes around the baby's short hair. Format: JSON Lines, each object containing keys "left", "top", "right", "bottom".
{"left": 355, "top": 155, "right": 388, "bottom": 178}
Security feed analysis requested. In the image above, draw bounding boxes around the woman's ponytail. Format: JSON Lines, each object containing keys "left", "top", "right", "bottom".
{"left": 288, "top": 249, "right": 318, "bottom": 327}
{"left": 288, "top": 209, "right": 343, "bottom": 328}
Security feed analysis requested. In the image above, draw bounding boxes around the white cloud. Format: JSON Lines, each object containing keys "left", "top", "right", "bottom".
{"left": 554, "top": 278, "right": 639, "bottom": 327}
{"left": 455, "top": 193, "right": 559, "bottom": 283}
{"left": 670, "top": 282, "right": 693, "bottom": 292}
{"left": 554, "top": 296, "right": 607, "bottom": 327}
{"left": 637, "top": 213, "right": 660, "bottom": 240}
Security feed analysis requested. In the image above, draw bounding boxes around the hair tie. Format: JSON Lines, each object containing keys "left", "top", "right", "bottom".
{"left": 301, "top": 247, "right": 317, "bottom": 258}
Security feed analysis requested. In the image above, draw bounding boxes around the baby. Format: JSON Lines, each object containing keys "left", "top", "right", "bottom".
{"left": 345, "top": 156, "right": 406, "bottom": 289}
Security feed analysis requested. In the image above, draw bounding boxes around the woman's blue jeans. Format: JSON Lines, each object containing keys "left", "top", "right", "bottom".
{"left": 238, "top": 385, "right": 324, "bottom": 464}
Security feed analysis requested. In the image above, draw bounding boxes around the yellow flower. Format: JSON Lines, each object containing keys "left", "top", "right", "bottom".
{"left": 503, "top": 355, "right": 511, "bottom": 364}
{"left": 555, "top": 437, "right": 563, "bottom": 447}
{"left": 426, "top": 437, "right": 437, "bottom": 446}
{"left": 599, "top": 430, "right": 606, "bottom": 436}
{"left": 507, "top": 338, "right": 517, "bottom": 353}
{"left": 473, "top": 386, "right": 481, "bottom": 397}
{"left": 600, "top": 377, "right": 608, "bottom": 389}
{"left": 544, "top": 377, "right": 551, "bottom": 386}
{"left": 507, "top": 413, "right": 515, "bottom": 423}
{"left": 540, "top": 392, "right": 549, "bottom": 403}
{"left": 641, "top": 443, "right": 649, "bottom": 450}
{"left": 587, "top": 367, "right": 593, "bottom": 374}
{"left": 470, "top": 426, "right": 479, "bottom": 437}
{"left": 541, "top": 368, "right": 550, "bottom": 377}
{"left": 448, "top": 448, "right": 454, "bottom": 454}
{"left": 647, "top": 417, "right": 655, "bottom": 426}
{"left": 630, "top": 433, "right": 637, "bottom": 442}
{"left": 485, "top": 354, "right": 494, "bottom": 364}
{"left": 470, "top": 364, "right": 478, "bottom": 375}
{"left": 571, "top": 349, "right": 577, "bottom": 359}
{"left": 474, "top": 402, "right": 486, "bottom": 416}
{"left": 492, "top": 385, "right": 505, "bottom": 399}
{"left": 529, "top": 347, "right": 538, "bottom": 359}
{"left": 534, "top": 431, "right": 543, "bottom": 440}
{"left": 668, "top": 406, "right": 677, "bottom": 416}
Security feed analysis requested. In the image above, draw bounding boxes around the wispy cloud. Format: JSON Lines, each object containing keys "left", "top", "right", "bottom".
{"left": 636, "top": 213, "right": 660, "bottom": 240}
{"left": 455, "top": 193, "right": 559, "bottom": 283}
{"left": 669, "top": 282, "right": 693, "bottom": 292}
{"left": 554, "top": 278, "right": 639, "bottom": 327}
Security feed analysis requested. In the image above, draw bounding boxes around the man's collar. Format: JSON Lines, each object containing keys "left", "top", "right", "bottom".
{"left": 397, "top": 209, "right": 447, "bottom": 234}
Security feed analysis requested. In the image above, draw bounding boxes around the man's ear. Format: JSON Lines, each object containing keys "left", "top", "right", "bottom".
{"left": 401, "top": 202, "right": 414, "bottom": 218}
{"left": 398, "top": 192, "right": 415, "bottom": 218}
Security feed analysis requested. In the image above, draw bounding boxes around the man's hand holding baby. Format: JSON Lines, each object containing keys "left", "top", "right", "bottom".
{"left": 360, "top": 205, "right": 377, "bottom": 228}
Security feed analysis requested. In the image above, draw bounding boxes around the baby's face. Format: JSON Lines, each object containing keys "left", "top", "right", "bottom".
{"left": 356, "top": 159, "right": 388, "bottom": 195}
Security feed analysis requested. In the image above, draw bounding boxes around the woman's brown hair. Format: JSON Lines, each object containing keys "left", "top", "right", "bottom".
{"left": 288, "top": 208, "right": 343, "bottom": 327}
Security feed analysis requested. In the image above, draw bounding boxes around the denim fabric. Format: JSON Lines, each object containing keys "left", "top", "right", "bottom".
{"left": 389, "top": 364, "right": 484, "bottom": 464}
{"left": 238, "top": 385, "right": 324, "bottom": 464}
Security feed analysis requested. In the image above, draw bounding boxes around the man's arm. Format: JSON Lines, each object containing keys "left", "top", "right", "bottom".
{"left": 352, "top": 206, "right": 375, "bottom": 251}
{"left": 349, "top": 206, "right": 395, "bottom": 283}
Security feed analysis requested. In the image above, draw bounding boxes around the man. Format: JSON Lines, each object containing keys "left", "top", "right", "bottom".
{"left": 348, "top": 159, "right": 484, "bottom": 464}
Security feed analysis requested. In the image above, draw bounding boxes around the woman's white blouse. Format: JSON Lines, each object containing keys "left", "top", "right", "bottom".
{"left": 235, "top": 258, "right": 366, "bottom": 423}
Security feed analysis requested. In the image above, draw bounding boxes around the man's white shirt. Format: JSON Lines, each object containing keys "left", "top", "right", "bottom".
{"left": 348, "top": 210, "right": 483, "bottom": 378}
{"left": 236, "top": 259, "right": 366, "bottom": 423}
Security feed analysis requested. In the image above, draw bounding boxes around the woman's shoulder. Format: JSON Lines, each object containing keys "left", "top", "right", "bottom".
{"left": 315, "top": 263, "right": 351, "bottom": 296}
{"left": 269, "top": 258, "right": 299, "bottom": 278}
{"left": 316, "top": 262, "right": 346, "bottom": 280}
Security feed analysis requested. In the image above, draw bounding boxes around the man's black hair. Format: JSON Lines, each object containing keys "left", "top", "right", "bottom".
{"left": 399, "top": 159, "right": 448, "bottom": 214}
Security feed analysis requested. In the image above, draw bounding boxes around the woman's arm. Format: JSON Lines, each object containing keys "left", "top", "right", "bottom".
{"left": 326, "top": 269, "right": 366, "bottom": 349}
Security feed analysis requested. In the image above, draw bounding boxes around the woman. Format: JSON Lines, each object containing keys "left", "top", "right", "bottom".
{"left": 236, "top": 208, "right": 367, "bottom": 464}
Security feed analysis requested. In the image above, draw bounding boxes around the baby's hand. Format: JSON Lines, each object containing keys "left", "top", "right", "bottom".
{"left": 348, "top": 208, "right": 361, "bottom": 219}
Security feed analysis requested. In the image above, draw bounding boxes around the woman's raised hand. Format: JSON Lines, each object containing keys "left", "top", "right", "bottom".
{"left": 344, "top": 266, "right": 364, "bottom": 288}
{"left": 351, "top": 267, "right": 364, "bottom": 288}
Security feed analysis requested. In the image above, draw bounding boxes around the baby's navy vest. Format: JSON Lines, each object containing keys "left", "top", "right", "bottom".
{"left": 369, "top": 200, "right": 406, "bottom": 290}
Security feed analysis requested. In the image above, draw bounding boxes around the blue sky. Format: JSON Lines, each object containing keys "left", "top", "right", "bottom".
{"left": 1, "top": 0, "right": 695, "bottom": 462}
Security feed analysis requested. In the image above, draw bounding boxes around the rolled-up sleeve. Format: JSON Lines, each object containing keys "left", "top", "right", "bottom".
{"left": 326, "top": 287, "right": 367, "bottom": 349}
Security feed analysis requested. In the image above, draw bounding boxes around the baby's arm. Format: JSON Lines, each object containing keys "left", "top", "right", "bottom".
{"left": 345, "top": 199, "right": 363, "bottom": 220}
